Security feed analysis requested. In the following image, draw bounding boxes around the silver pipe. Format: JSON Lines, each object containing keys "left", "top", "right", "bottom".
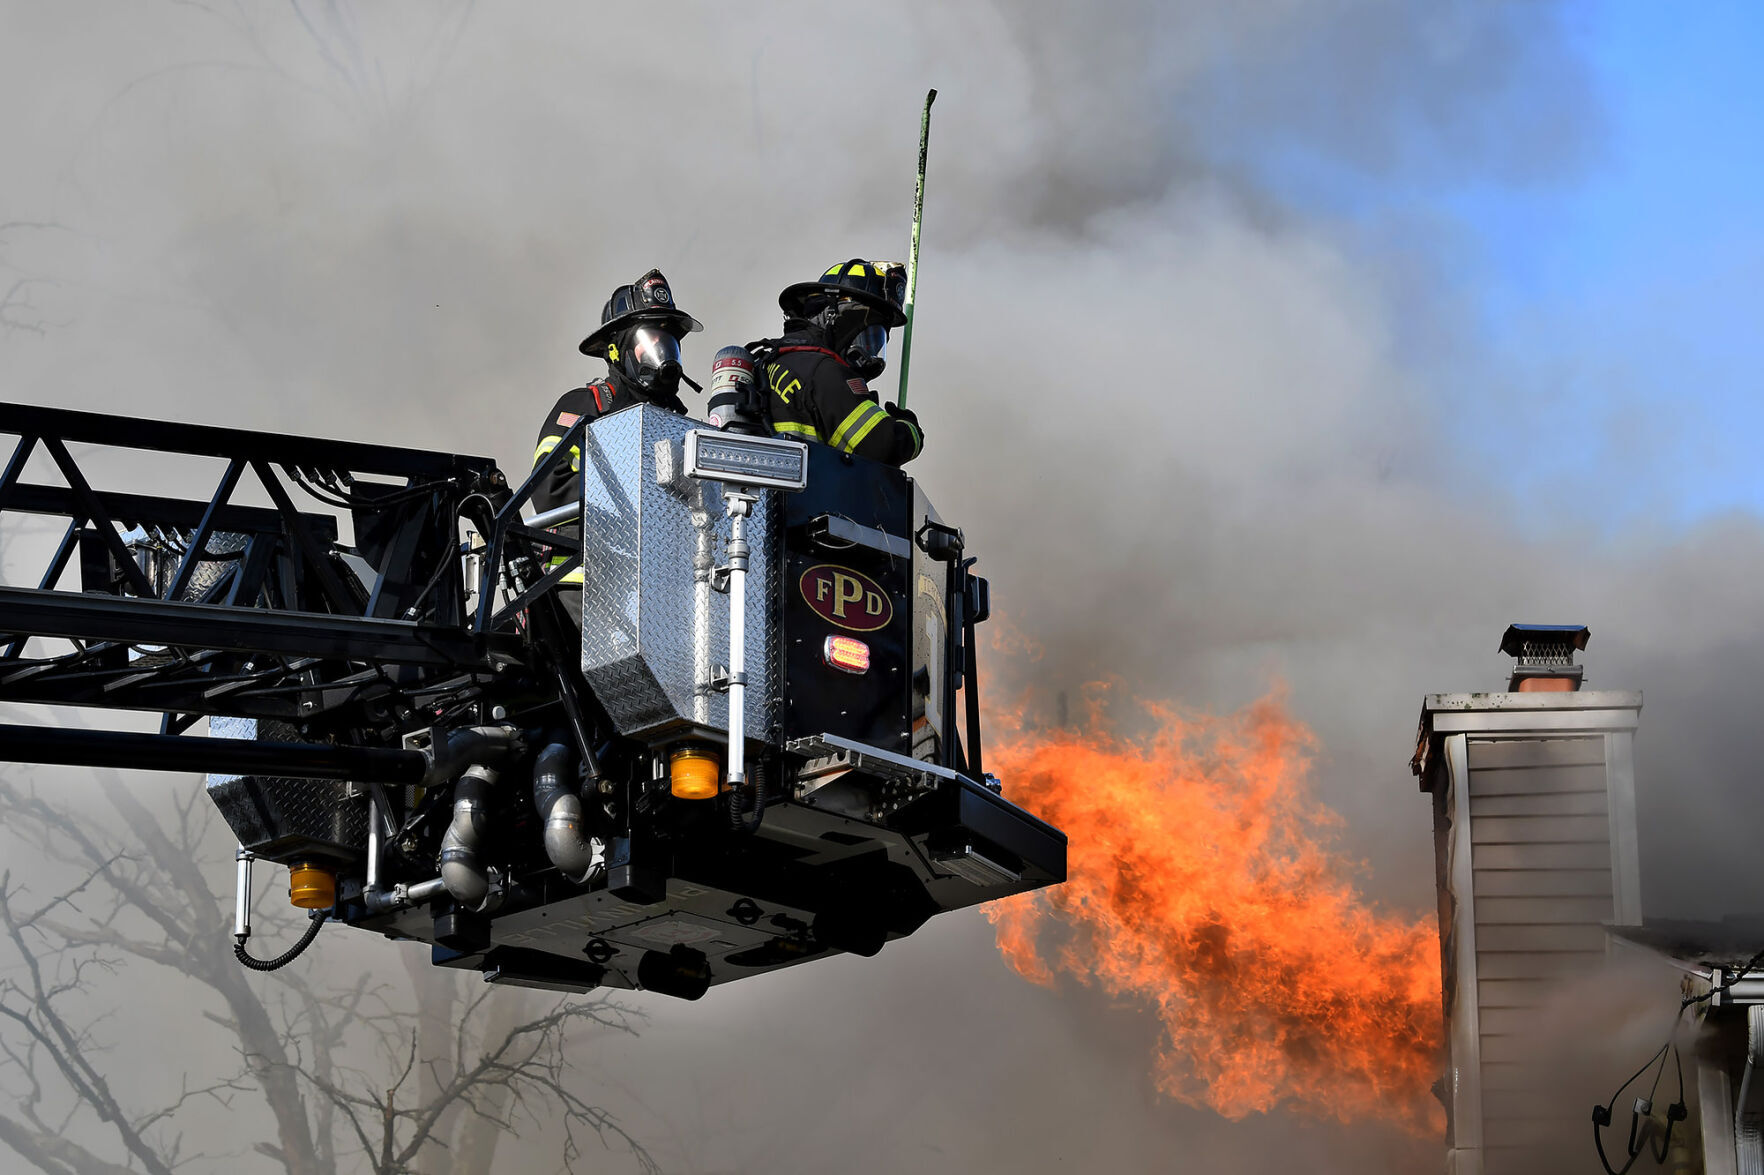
{"left": 405, "top": 877, "right": 447, "bottom": 904}
{"left": 366, "top": 791, "right": 381, "bottom": 893}
{"left": 233, "top": 848, "right": 254, "bottom": 938}
{"left": 532, "top": 741, "right": 596, "bottom": 882}
{"left": 724, "top": 492, "right": 754, "bottom": 788}
{"left": 362, "top": 875, "right": 449, "bottom": 914}
{"left": 527, "top": 502, "right": 581, "bottom": 530}
{"left": 421, "top": 724, "right": 522, "bottom": 787}
{"left": 363, "top": 726, "right": 519, "bottom": 914}
{"left": 691, "top": 487, "right": 715, "bottom": 726}
{"left": 438, "top": 763, "right": 496, "bottom": 909}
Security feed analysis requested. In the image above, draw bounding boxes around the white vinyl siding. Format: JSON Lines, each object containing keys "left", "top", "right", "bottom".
{"left": 1467, "top": 736, "right": 1616, "bottom": 1172}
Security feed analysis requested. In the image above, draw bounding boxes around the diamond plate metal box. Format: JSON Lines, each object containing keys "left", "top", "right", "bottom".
{"left": 205, "top": 716, "right": 368, "bottom": 863}
{"left": 578, "top": 406, "right": 776, "bottom": 741}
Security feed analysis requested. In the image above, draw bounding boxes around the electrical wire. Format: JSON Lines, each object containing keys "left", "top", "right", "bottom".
{"left": 1652, "top": 1045, "right": 1685, "bottom": 1165}
{"left": 283, "top": 464, "right": 457, "bottom": 511}
{"left": 1592, "top": 945, "right": 1764, "bottom": 1173}
{"left": 399, "top": 536, "right": 470, "bottom": 621}
{"left": 1592, "top": 1034, "right": 1673, "bottom": 1175}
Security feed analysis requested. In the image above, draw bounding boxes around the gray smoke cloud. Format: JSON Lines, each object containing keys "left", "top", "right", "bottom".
{"left": 0, "top": 1, "right": 1739, "bottom": 1171}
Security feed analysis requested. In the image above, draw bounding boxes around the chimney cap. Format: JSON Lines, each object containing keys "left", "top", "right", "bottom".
{"left": 1499, "top": 623, "right": 1590, "bottom": 656}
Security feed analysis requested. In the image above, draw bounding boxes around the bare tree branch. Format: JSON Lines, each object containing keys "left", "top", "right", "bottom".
{"left": 0, "top": 875, "right": 178, "bottom": 1175}
{"left": 0, "top": 775, "right": 324, "bottom": 1175}
{"left": 0, "top": 768, "right": 654, "bottom": 1174}
{"left": 267, "top": 986, "right": 656, "bottom": 1175}
{"left": 0, "top": 1107, "right": 138, "bottom": 1175}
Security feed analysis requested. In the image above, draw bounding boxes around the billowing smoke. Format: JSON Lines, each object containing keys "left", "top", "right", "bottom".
{"left": 0, "top": 2, "right": 1742, "bottom": 1171}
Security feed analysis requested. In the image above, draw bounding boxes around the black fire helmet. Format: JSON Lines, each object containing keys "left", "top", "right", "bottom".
{"left": 578, "top": 268, "right": 703, "bottom": 358}
{"left": 778, "top": 260, "right": 909, "bottom": 329}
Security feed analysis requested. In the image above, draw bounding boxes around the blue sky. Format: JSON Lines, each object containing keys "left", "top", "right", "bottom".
{"left": 1208, "top": 1, "right": 1764, "bottom": 529}
{"left": 1464, "top": 1, "right": 1764, "bottom": 525}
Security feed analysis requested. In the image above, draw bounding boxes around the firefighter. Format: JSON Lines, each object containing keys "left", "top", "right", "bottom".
{"left": 531, "top": 269, "right": 702, "bottom": 611}
{"left": 752, "top": 260, "right": 923, "bottom": 465}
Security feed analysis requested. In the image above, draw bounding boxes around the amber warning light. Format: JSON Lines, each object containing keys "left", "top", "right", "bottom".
{"left": 823, "top": 635, "right": 871, "bottom": 674}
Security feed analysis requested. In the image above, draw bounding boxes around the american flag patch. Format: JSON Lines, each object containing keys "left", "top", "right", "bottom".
{"left": 847, "top": 379, "right": 868, "bottom": 396}
{"left": 556, "top": 411, "right": 581, "bottom": 427}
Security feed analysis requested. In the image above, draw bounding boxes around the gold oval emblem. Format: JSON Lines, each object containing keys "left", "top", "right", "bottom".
{"left": 799, "top": 564, "right": 893, "bottom": 632}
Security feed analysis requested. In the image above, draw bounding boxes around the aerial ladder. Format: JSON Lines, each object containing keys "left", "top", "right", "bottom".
{"left": 0, "top": 399, "right": 1065, "bottom": 999}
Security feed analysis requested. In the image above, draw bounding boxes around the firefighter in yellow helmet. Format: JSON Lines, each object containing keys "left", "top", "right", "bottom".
{"left": 747, "top": 260, "right": 923, "bottom": 465}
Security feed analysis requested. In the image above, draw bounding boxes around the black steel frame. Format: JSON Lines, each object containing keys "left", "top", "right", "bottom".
{"left": 0, "top": 401, "right": 583, "bottom": 754}
{"left": 0, "top": 398, "right": 988, "bottom": 798}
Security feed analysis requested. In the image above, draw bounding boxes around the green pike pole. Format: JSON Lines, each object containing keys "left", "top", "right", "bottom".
{"left": 895, "top": 88, "right": 936, "bottom": 409}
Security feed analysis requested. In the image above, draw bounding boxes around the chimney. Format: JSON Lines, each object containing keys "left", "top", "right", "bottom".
{"left": 1409, "top": 639, "right": 1642, "bottom": 1174}
{"left": 1499, "top": 623, "right": 1589, "bottom": 692}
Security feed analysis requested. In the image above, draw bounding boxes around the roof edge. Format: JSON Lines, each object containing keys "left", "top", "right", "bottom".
{"left": 1422, "top": 689, "right": 1642, "bottom": 714}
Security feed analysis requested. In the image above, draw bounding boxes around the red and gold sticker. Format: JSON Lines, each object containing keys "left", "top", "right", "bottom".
{"left": 799, "top": 564, "right": 893, "bottom": 632}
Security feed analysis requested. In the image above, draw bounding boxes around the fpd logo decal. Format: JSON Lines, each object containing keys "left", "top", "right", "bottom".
{"left": 799, "top": 564, "right": 892, "bottom": 632}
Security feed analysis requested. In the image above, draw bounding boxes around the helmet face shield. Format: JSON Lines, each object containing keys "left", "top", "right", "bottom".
{"left": 851, "top": 324, "right": 888, "bottom": 366}
{"left": 626, "top": 325, "right": 682, "bottom": 374}
{"left": 834, "top": 307, "right": 891, "bottom": 379}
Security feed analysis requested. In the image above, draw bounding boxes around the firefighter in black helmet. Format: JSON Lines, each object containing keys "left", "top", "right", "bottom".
{"left": 531, "top": 269, "right": 702, "bottom": 598}
{"left": 751, "top": 260, "right": 923, "bottom": 465}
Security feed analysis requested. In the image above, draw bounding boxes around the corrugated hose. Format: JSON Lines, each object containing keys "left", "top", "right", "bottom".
{"left": 234, "top": 912, "right": 327, "bottom": 972}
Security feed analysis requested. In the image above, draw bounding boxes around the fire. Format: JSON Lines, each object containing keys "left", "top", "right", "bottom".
{"left": 984, "top": 685, "right": 1443, "bottom": 1132}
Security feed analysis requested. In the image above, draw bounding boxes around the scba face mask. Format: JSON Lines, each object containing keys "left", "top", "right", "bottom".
{"left": 846, "top": 323, "right": 889, "bottom": 380}
{"left": 820, "top": 300, "right": 890, "bottom": 380}
{"left": 620, "top": 325, "right": 684, "bottom": 397}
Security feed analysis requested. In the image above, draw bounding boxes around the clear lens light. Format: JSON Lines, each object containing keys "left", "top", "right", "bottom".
{"left": 685, "top": 431, "right": 809, "bottom": 491}
{"left": 823, "top": 635, "right": 871, "bottom": 674}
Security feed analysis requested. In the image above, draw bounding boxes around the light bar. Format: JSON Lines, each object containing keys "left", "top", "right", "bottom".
{"left": 822, "top": 635, "right": 871, "bottom": 675}
{"left": 683, "top": 430, "right": 809, "bottom": 492}
{"left": 932, "top": 842, "right": 1023, "bottom": 887}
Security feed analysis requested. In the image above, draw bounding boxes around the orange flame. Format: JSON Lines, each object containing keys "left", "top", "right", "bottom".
{"left": 985, "top": 685, "right": 1443, "bottom": 1131}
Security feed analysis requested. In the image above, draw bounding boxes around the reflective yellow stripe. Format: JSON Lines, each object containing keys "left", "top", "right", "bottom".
{"left": 535, "top": 434, "right": 585, "bottom": 584}
{"left": 534, "top": 436, "right": 580, "bottom": 472}
{"left": 843, "top": 407, "right": 888, "bottom": 453}
{"left": 829, "top": 402, "right": 882, "bottom": 451}
{"left": 773, "top": 421, "right": 823, "bottom": 443}
{"left": 545, "top": 550, "right": 584, "bottom": 584}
